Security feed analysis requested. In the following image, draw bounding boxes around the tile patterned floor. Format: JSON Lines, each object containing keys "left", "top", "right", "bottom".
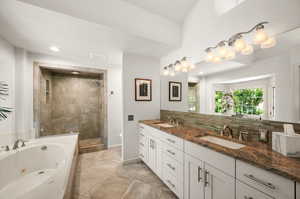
{"left": 73, "top": 147, "right": 177, "bottom": 199}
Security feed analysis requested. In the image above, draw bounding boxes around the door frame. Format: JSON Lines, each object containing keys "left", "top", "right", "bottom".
{"left": 33, "top": 62, "right": 108, "bottom": 147}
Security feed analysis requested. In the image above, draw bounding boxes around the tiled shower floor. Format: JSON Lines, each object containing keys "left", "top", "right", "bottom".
{"left": 73, "top": 147, "right": 177, "bottom": 199}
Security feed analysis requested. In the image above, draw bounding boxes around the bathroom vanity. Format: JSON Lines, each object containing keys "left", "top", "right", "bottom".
{"left": 138, "top": 121, "right": 300, "bottom": 199}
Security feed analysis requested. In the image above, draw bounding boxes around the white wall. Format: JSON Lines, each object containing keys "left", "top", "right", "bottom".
{"left": 161, "top": 0, "right": 300, "bottom": 66}
{"left": 160, "top": 73, "right": 189, "bottom": 112}
{"left": 0, "top": 47, "right": 122, "bottom": 147}
{"left": 122, "top": 53, "right": 160, "bottom": 161}
{"left": 0, "top": 37, "right": 15, "bottom": 145}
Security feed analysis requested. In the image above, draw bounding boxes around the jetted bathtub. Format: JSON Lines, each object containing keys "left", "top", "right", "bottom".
{"left": 0, "top": 134, "right": 78, "bottom": 199}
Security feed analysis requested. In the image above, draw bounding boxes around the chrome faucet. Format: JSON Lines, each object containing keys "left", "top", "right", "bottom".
{"left": 12, "top": 139, "right": 26, "bottom": 150}
{"left": 0, "top": 145, "right": 10, "bottom": 151}
{"left": 221, "top": 125, "right": 233, "bottom": 138}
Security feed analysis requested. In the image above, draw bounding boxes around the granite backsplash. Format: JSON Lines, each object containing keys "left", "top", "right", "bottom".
{"left": 161, "top": 110, "right": 300, "bottom": 145}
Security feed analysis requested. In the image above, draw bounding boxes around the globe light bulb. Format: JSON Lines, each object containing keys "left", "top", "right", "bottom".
{"left": 163, "top": 67, "right": 169, "bottom": 76}
{"left": 218, "top": 46, "right": 228, "bottom": 58}
{"left": 189, "top": 63, "right": 196, "bottom": 70}
{"left": 254, "top": 29, "right": 268, "bottom": 44}
{"left": 205, "top": 52, "right": 214, "bottom": 62}
{"left": 261, "top": 37, "right": 276, "bottom": 49}
{"left": 212, "top": 56, "right": 221, "bottom": 63}
{"left": 234, "top": 38, "right": 247, "bottom": 52}
{"left": 182, "top": 66, "right": 188, "bottom": 72}
{"left": 174, "top": 61, "right": 182, "bottom": 71}
{"left": 241, "top": 44, "right": 254, "bottom": 55}
{"left": 181, "top": 58, "right": 188, "bottom": 67}
{"left": 224, "top": 50, "right": 236, "bottom": 60}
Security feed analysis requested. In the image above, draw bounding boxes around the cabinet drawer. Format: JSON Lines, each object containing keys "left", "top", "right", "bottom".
{"left": 236, "top": 181, "right": 273, "bottom": 199}
{"left": 139, "top": 146, "right": 148, "bottom": 163}
{"left": 163, "top": 169, "right": 183, "bottom": 198}
{"left": 161, "top": 132, "right": 184, "bottom": 150}
{"left": 163, "top": 153, "right": 183, "bottom": 182}
{"left": 236, "top": 160, "right": 294, "bottom": 199}
{"left": 139, "top": 133, "right": 147, "bottom": 147}
{"left": 185, "top": 141, "right": 235, "bottom": 176}
{"left": 163, "top": 143, "right": 184, "bottom": 163}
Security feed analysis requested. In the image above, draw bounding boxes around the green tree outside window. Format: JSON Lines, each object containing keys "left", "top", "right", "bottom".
{"left": 215, "top": 88, "right": 264, "bottom": 115}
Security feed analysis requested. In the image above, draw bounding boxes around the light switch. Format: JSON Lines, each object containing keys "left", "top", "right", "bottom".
{"left": 128, "top": 115, "right": 134, "bottom": 121}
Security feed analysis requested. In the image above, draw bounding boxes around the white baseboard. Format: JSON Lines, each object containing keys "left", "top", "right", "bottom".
{"left": 108, "top": 144, "right": 122, "bottom": 148}
{"left": 122, "top": 157, "right": 141, "bottom": 165}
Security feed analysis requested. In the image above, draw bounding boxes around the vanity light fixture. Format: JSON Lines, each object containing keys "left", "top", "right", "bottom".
{"left": 204, "top": 22, "right": 276, "bottom": 63}
{"left": 162, "top": 57, "right": 196, "bottom": 76}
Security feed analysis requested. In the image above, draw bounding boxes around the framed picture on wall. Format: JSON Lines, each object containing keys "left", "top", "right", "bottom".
{"left": 135, "top": 78, "right": 152, "bottom": 101}
{"left": 169, "top": 81, "right": 182, "bottom": 101}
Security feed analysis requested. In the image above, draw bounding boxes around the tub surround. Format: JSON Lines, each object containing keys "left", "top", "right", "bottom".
{"left": 140, "top": 120, "right": 300, "bottom": 182}
{"left": 0, "top": 134, "right": 78, "bottom": 199}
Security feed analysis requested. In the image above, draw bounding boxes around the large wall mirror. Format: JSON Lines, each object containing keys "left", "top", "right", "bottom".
{"left": 163, "top": 27, "right": 300, "bottom": 124}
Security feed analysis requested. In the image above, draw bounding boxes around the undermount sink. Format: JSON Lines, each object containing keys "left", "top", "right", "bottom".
{"left": 198, "top": 136, "right": 245, "bottom": 150}
{"left": 156, "top": 123, "right": 174, "bottom": 128}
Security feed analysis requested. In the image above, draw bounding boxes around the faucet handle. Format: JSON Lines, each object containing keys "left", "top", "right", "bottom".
{"left": 1, "top": 145, "right": 10, "bottom": 151}
{"left": 239, "top": 131, "right": 249, "bottom": 142}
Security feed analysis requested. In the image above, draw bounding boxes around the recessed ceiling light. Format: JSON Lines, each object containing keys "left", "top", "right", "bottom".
{"left": 49, "top": 46, "right": 60, "bottom": 52}
{"left": 199, "top": 72, "right": 204, "bottom": 75}
{"left": 72, "top": 71, "right": 80, "bottom": 75}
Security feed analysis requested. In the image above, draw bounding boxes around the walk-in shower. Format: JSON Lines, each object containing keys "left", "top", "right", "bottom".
{"left": 34, "top": 63, "right": 107, "bottom": 153}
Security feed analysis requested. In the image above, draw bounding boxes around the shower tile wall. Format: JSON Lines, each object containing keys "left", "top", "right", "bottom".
{"left": 40, "top": 71, "right": 103, "bottom": 140}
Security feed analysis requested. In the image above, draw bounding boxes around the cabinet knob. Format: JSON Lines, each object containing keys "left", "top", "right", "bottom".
{"left": 166, "top": 180, "right": 175, "bottom": 188}
{"left": 166, "top": 138, "right": 176, "bottom": 144}
{"left": 166, "top": 150, "right": 175, "bottom": 156}
{"left": 167, "top": 163, "right": 175, "bottom": 171}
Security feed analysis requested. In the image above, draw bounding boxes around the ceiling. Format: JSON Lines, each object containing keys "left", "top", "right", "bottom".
{"left": 0, "top": 0, "right": 182, "bottom": 67}
{"left": 121, "top": 0, "right": 198, "bottom": 23}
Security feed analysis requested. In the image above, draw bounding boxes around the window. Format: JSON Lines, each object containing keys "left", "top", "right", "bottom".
{"left": 188, "top": 83, "right": 199, "bottom": 112}
{"left": 215, "top": 88, "right": 264, "bottom": 116}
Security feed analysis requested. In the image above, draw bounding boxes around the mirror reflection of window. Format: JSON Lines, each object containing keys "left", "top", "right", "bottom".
{"left": 188, "top": 82, "right": 200, "bottom": 112}
{"left": 214, "top": 88, "right": 265, "bottom": 118}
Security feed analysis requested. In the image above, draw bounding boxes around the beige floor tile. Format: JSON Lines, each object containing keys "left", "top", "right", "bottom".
{"left": 73, "top": 147, "right": 177, "bottom": 199}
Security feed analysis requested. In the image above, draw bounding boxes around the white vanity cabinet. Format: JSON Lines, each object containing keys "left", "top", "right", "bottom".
{"left": 184, "top": 141, "right": 235, "bottom": 199}
{"left": 184, "top": 154, "right": 205, "bottom": 199}
{"left": 204, "top": 163, "right": 235, "bottom": 199}
{"left": 138, "top": 124, "right": 184, "bottom": 198}
{"left": 139, "top": 123, "right": 298, "bottom": 199}
{"left": 139, "top": 125, "right": 163, "bottom": 178}
{"left": 236, "top": 160, "right": 295, "bottom": 199}
{"left": 139, "top": 125, "right": 148, "bottom": 164}
{"left": 236, "top": 180, "right": 273, "bottom": 199}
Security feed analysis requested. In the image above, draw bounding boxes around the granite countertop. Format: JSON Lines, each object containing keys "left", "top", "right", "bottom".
{"left": 140, "top": 120, "right": 300, "bottom": 183}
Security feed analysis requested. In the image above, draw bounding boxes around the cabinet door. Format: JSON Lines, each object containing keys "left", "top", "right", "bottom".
{"left": 148, "top": 136, "right": 157, "bottom": 173}
{"left": 184, "top": 154, "right": 205, "bottom": 199}
{"left": 236, "top": 181, "right": 273, "bottom": 199}
{"left": 204, "top": 163, "right": 235, "bottom": 199}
